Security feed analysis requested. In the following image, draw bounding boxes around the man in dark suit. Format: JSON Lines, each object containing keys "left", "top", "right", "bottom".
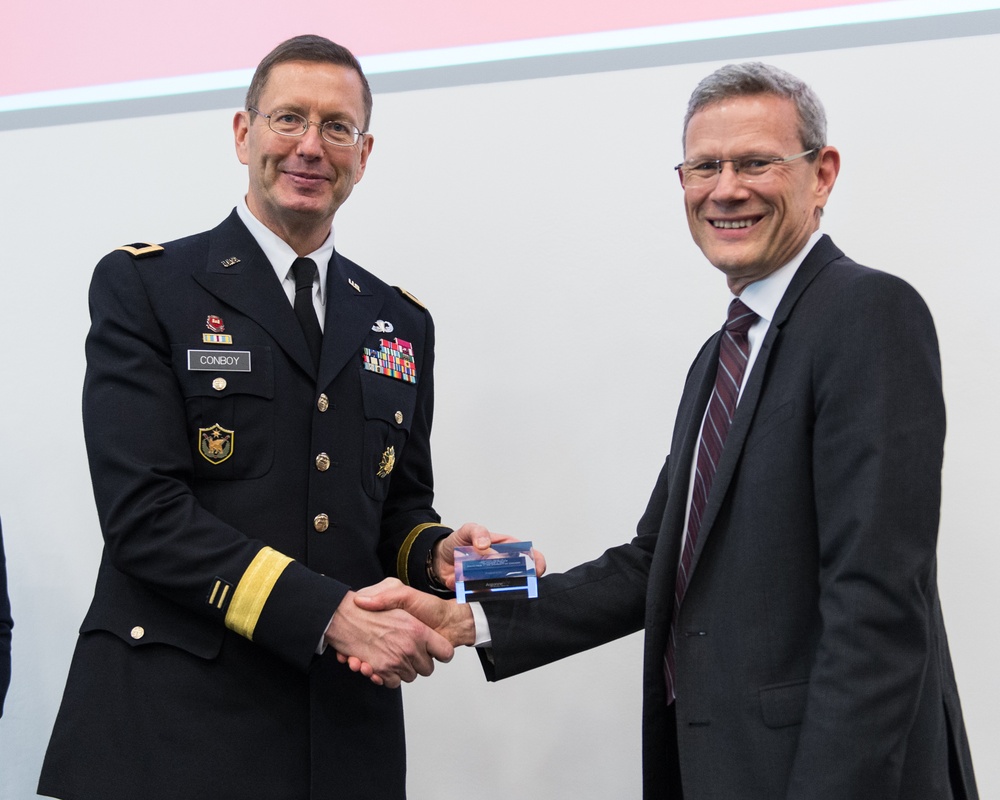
{"left": 38, "top": 35, "right": 505, "bottom": 800}
{"left": 353, "top": 63, "right": 979, "bottom": 798}
{"left": 0, "top": 517, "right": 11, "bottom": 717}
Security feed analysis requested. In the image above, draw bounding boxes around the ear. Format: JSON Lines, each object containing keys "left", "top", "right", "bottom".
{"left": 233, "top": 111, "right": 251, "bottom": 166}
{"left": 354, "top": 133, "right": 375, "bottom": 185}
{"left": 813, "top": 146, "right": 840, "bottom": 211}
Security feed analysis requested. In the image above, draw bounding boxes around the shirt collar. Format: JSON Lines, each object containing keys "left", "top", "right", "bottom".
{"left": 236, "top": 196, "right": 335, "bottom": 302}
{"left": 736, "top": 229, "right": 824, "bottom": 323}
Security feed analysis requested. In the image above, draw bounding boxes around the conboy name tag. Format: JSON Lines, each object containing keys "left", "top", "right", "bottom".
{"left": 187, "top": 350, "right": 252, "bottom": 372}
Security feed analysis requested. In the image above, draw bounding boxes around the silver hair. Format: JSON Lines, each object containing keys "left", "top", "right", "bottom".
{"left": 682, "top": 62, "right": 827, "bottom": 155}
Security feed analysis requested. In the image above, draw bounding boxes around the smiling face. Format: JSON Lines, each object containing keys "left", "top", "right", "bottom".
{"left": 234, "top": 60, "right": 373, "bottom": 254}
{"left": 680, "top": 94, "right": 839, "bottom": 294}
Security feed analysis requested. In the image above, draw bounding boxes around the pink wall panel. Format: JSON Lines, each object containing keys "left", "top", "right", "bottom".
{"left": 4, "top": 0, "right": 879, "bottom": 97}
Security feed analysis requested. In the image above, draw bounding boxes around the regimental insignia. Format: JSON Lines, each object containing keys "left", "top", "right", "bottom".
{"left": 206, "top": 315, "right": 225, "bottom": 333}
{"left": 371, "top": 319, "right": 394, "bottom": 333}
{"left": 203, "top": 333, "right": 233, "bottom": 344}
{"left": 199, "top": 423, "right": 234, "bottom": 464}
{"left": 221, "top": 256, "right": 241, "bottom": 268}
{"left": 116, "top": 242, "right": 164, "bottom": 259}
{"left": 362, "top": 338, "right": 417, "bottom": 384}
{"left": 377, "top": 445, "right": 396, "bottom": 478}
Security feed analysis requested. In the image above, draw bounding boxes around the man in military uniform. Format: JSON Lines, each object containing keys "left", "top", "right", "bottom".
{"left": 38, "top": 34, "right": 498, "bottom": 800}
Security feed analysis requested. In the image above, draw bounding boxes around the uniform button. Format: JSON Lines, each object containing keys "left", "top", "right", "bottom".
{"left": 315, "top": 452, "right": 331, "bottom": 472}
{"left": 212, "top": 377, "right": 227, "bottom": 391}
{"left": 394, "top": 411, "right": 403, "bottom": 425}
{"left": 314, "top": 513, "right": 330, "bottom": 532}
{"left": 130, "top": 626, "right": 145, "bottom": 640}
{"left": 317, "top": 393, "right": 330, "bottom": 412}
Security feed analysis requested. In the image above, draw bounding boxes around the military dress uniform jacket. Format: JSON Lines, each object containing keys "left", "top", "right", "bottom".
{"left": 480, "top": 237, "right": 978, "bottom": 800}
{"left": 39, "top": 210, "right": 450, "bottom": 800}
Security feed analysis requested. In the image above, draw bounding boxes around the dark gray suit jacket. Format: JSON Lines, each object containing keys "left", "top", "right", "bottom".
{"left": 483, "top": 236, "right": 978, "bottom": 799}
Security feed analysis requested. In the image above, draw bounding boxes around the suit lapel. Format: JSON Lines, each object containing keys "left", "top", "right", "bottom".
{"left": 193, "top": 211, "right": 317, "bottom": 376}
{"left": 686, "top": 235, "right": 844, "bottom": 573}
{"left": 318, "top": 251, "right": 385, "bottom": 390}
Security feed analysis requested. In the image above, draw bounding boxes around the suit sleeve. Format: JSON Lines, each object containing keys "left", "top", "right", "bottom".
{"left": 787, "top": 272, "right": 946, "bottom": 798}
{"left": 478, "top": 455, "right": 672, "bottom": 679}
{"left": 83, "top": 251, "right": 345, "bottom": 671}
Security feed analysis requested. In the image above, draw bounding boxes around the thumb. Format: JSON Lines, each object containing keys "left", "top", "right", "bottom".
{"left": 353, "top": 589, "right": 406, "bottom": 612}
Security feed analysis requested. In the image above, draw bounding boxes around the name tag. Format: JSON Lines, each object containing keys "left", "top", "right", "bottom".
{"left": 187, "top": 350, "right": 252, "bottom": 372}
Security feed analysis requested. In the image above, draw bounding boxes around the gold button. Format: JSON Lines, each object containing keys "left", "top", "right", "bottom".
{"left": 130, "top": 626, "right": 145, "bottom": 640}
{"left": 317, "top": 393, "right": 330, "bottom": 412}
{"left": 212, "top": 377, "right": 227, "bottom": 391}
{"left": 394, "top": 411, "right": 403, "bottom": 425}
{"left": 315, "top": 453, "right": 331, "bottom": 472}
{"left": 314, "top": 513, "right": 330, "bottom": 532}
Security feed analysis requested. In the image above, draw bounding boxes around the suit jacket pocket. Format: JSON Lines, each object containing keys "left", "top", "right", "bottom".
{"left": 81, "top": 568, "right": 224, "bottom": 660}
{"left": 759, "top": 678, "right": 809, "bottom": 728}
{"left": 360, "top": 371, "right": 415, "bottom": 502}
{"left": 173, "top": 344, "right": 275, "bottom": 480}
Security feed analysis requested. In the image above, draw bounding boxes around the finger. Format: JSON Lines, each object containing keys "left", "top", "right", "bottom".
{"left": 425, "top": 630, "right": 455, "bottom": 665}
{"left": 532, "top": 548, "right": 548, "bottom": 576}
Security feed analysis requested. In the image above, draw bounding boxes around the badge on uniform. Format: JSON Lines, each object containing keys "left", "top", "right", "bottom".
{"left": 362, "top": 338, "right": 417, "bottom": 384}
{"left": 377, "top": 445, "right": 396, "bottom": 478}
{"left": 199, "top": 423, "right": 234, "bottom": 464}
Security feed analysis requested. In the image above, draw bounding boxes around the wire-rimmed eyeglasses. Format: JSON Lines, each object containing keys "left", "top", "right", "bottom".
{"left": 248, "top": 107, "right": 366, "bottom": 147}
{"left": 675, "top": 149, "right": 819, "bottom": 186}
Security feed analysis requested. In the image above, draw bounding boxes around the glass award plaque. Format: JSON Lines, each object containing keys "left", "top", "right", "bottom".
{"left": 454, "top": 541, "right": 538, "bottom": 603}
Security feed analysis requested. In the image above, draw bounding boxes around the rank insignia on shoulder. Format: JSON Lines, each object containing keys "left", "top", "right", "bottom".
{"left": 395, "top": 287, "right": 426, "bottom": 309}
{"left": 199, "top": 423, "right": 234, "bottom": 464}
{"left": 377, "top": 445, "right": 396, "bottom": 478}
{"left": 208, "top": 577, "right": 234, "bottom": 610}
{"left": 362, "top": 338, "right": 417, "bottom": 384}
{"left": 116, "top": 242, "right": 164, "bottom": 259}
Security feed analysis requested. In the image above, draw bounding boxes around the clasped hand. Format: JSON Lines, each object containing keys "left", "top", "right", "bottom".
{"left": 331, "top": 523, "right": 546, "bottom": 687}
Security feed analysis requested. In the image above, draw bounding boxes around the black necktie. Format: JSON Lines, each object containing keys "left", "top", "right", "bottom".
{"left": 291, "top": 257, "right": 322, "bottom": 370}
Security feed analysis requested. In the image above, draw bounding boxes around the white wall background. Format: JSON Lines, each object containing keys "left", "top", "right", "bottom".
{"left": 1, "top": 32, "right": 997, "bottom": 799}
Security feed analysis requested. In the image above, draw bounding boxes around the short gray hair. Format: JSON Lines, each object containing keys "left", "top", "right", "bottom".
{"left": 682, "top": 62, "right": 827, "bottom": 155}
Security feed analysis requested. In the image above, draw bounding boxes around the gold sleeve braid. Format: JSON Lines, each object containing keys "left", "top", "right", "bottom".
{"left": 396, "top": 523, "right": 448, "bottom": 586}
{"left": 225, "top": 546, "right": 294, "bottom": 640}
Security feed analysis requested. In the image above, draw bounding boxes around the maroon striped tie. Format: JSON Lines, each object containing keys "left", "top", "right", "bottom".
{"left": 665, "top": 298, "right": 758, "bottom": 702}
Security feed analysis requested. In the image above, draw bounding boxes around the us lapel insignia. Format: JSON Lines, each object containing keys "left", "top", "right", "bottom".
{"left": 377, "top": 445, "right": 396, "bottom": 478}
{"left": 371, "top": 319, "right": 394, "bottom": 333}
{"left": 221, "top": 256, "right": 241, "bottom": 268}
{"left": 348, "top": 278, "right": 361, "bottom": 293}
{"left": 199, "top": 423, "right": 234, "bottom": 464}
{"left": 362, "top": 338, "right": 417, "bottom": 384}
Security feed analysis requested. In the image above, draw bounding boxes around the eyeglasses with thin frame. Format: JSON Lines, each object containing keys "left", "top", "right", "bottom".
{"left": 674, "top": 148, "right": 819, "bottom": 187}
{"left": 248, "top": 107, "right": 366, "bottom": 147}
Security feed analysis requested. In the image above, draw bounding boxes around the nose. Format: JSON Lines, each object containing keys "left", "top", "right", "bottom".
{"left": 709, "top": 161, "right": 749, "bottom": 200}
{"left": 296, "top": 122, "right": 326, "bottom": 157}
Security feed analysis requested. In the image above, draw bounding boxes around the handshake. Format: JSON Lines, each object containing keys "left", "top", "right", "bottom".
{"left": 323, "top": 523, "right": 546, "bottom": 689}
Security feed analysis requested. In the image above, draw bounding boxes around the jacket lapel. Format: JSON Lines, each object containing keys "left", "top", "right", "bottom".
{"left": 193, "top": 211, "right": 317, "bottom": 376}
{"left": 318, "top": 251, "right": 385, "bottom": 390}
{"left": 686, "top": 235, "right": 844, "bottom": 573}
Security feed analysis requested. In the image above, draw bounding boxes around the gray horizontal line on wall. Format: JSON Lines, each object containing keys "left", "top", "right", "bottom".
{"left": 2, "top": 8, "right": 998, "bottom": 132}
